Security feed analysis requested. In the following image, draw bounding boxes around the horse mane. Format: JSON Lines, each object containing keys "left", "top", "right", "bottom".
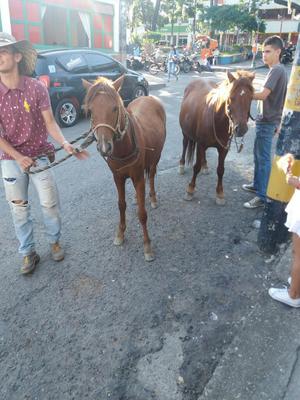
{"left": 207, "top": 70, "right": 254, "bottom": 113}
{"left": 84, "top": 77, "right": 120, "bottom": 113}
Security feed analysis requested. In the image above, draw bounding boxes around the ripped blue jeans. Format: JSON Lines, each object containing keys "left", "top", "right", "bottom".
{"left": 1, "top": 157, "right": 61, "bottom": 256}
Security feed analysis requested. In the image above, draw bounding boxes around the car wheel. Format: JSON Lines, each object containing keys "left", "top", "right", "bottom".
{"left": 54, "top": 98, "right": 79, "bottom": 128}
{"left": 133, "top": 86, "right": 147, "bottom": 98}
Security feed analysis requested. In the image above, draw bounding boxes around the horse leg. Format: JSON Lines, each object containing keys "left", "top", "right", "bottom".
{"left": 184, "top": 144, "right": 203, "bottom": 201}
{"left": 113, "top": 175, "right": 127, "bottom": 245}
{"left": 179, "top": 133, "right": 188, "bottom": 175}
{"left": 133, "top": 175, "right": 154, "bottom": 262}
{"left": 149, "top": 165, "right": 158, "bottom": 209}
{"left": 200, "top": 153, "right": 209, "bottom": 175}
{"left": 215, "top": 147, "right": 227, "bottom": 206}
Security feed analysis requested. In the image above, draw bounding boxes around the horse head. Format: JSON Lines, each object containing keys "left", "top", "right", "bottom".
{"left": 83, "top": 75, "right": 127, "bottom": 156}
{"left": 225, "top": 70, "right": 255, "bottom": 137}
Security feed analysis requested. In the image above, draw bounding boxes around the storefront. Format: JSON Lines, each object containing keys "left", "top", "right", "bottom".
{"left": 0, "top": 0, "right": 119, "bottom": 52}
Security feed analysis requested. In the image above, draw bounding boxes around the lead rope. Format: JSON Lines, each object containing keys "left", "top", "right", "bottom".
{"left": 26, "top": 128, "right": 95, "bottom": 175}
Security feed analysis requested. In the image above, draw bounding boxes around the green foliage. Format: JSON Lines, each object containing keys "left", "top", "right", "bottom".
{"left": 201, "top": 4, "right": 266, "bottom": 33}
{"left": 129, "top": 33, "right": 142, "bottom": 47}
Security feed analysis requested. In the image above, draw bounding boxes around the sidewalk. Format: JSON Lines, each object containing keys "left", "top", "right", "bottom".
{"left": 198, "top": 243, "right": 300, "bottom": 400}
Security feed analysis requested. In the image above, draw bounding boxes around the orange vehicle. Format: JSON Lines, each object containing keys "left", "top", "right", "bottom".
{"left": 196, "top": 35, "right": 218, "bottom": 50}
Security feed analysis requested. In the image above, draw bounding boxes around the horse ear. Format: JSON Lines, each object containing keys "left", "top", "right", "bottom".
{"left": 249, "top": 72, "right": 255, "bottom": 82}
{"left": 113, "top": 75, "right": 125, "bottom": 92}
{"left": 227, "top": 71, "right": 236, "bottom": 83}
{"left": 82, "top": 79, "right": 92, "bottom": 90}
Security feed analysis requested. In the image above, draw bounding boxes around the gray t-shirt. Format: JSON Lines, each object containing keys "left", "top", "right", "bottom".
{"left": 256, "top": 63, "right": 288, "bottom": 125}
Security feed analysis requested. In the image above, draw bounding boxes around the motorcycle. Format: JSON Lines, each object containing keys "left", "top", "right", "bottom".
{"left": 149, "top": 56, "right": 180, "bottom": 76}
{"left": 126, "top": 56, "right": 145, "bottom": 70}
{"left": 178, "top": 53, "right": 192, "bottom": 73}
{"left": 281, "top": 48, "right": 294, "bottom": 64}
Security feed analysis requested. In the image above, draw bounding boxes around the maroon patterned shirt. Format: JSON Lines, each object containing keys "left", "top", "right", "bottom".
{"left": 0, "top": 76, "right": 54, "bottom": 160}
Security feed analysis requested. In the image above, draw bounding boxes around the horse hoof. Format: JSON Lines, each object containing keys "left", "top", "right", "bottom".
{"left": 216, "top": 197, "right": 226, "bottom": 206}
{"left": 178, "top": 165, "right": 185, "bottom": 175}
{"left": 151, "top": 201, "right": 158, "bottom": 209}
{"left": 145, "top": 252, "right": 155, "bottom": 262}
{"left": 114, "top": 236, "right": 124, "bottom": 246}
{"left": 184, "top": 192, "right": 194, "bottom": 201}
{"left": 201, "top": 168, "right": 209, "bottom": 175}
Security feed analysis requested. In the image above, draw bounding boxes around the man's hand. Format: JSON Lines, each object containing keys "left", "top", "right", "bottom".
{"left": 16, "top": 155, "right": 36, "bottom": 171}
{"left": 278, "top": 153, "right": 294, "bottom": 174}
{"left": 63, "top": 141, "right": 89, "bottom": 160}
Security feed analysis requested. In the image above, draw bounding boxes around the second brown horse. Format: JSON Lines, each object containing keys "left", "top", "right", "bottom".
{"left": 83, "top": 76, "right": 166, "bottom": 261}
{"left": 179, "top": 70, "right": 254, "bottom": 204}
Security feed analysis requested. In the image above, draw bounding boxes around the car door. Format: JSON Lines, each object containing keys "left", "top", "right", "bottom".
{"left": 85, "top": 52, "right": 132, "bottom": 102}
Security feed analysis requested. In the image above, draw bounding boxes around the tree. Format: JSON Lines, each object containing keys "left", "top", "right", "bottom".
{"left": 201, "top": 4, "right": 266, "bottom": 34}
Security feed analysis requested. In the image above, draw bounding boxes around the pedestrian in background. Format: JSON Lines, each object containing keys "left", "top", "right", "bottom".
{"left": 167, "top": 45, "right": 178, "bottom": 82}
{"left": 0, "top": 32, "right": 88, "bottom": 275}
{"left": 243, "top": 35, "right": 288, "bottom": 209}
{"left": 269, "top": 154, "right": 300, "bottom": 307}
{"left": 212, "top": 47, "right": 220, "bottom": 65}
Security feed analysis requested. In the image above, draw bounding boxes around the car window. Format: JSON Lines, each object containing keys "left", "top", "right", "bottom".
{"left": 56, "top": 53, "right": 89, "bottom": 73}
{"left": 85, "top": 53, "right": 119, "bottom": 73}
{"left": 34, "top": 56, "right": 48, "bottom": 76}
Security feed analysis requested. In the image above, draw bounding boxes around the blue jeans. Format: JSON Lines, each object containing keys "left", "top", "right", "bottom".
{"left": 1, "top": 157, "right": 61, "bottom": 256}
{"left": 253, "top": 123, "right": 276, "bottom": 201}
{"left": 167, "top": 61, "right": 176, "bottom": 80}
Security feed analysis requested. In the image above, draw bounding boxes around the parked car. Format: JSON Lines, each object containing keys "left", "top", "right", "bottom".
{"left": 33, "top": 49, "right": 149, "bottom": 127}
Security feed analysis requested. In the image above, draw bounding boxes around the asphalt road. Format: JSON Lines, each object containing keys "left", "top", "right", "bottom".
{"left": 0, "top": 67, "right": 288, "bottom": 400}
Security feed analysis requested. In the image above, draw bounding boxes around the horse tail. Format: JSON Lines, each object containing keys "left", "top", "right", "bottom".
{"left": 186, "top": 138, "right": 196, "bottom": 165}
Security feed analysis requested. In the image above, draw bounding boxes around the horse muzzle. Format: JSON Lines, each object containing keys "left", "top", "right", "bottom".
{"left": 97, "top": 140, "right": 113, "bottom": 157}
{"left": 234, "top": 123, "right": 248, "bottom": 137}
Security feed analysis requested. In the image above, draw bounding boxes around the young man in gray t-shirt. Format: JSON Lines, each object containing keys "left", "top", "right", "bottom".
{"left": 242, "top": 36, "right": 288, "bottom": 209}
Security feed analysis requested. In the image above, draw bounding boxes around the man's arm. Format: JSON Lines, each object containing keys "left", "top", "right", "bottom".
{"left": 253, "top": 87, "right": 271, "bottom": 101}
{"left": 0, "top": 137, "right": 34, "bottom": 169}
{"left": 42, "top": 108, "right": 89, "bottom": 160}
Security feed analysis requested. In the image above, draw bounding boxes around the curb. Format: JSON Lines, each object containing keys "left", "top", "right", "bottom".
{"left": 149, "top": 82, "right": 166, "bottom": 91}
{"left": 211, "top": 64, "right": 266, "bottom": 73}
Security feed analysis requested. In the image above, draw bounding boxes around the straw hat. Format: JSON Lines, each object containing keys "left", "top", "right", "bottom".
{"left": 0, "top": 32, "right": 37, "bottom": 76}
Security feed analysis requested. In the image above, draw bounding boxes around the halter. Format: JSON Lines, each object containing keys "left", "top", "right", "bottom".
{"left": 211, "top": 99, "right": 243, "bottom": 153}
{"left": 90, "top": 93, "right": 140, "bottom": 168}
{"left": 91, "top": 96, "right": 129, "bottom": 142}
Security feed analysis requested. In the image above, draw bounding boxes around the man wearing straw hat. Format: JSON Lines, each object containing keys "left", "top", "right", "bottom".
{"left": 0, "top": 33, "right": 88, "bottom": 275}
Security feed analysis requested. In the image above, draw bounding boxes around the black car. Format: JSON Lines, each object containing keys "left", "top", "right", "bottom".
{"left": 34, "top": 49, "right": 149, "bottom": 127}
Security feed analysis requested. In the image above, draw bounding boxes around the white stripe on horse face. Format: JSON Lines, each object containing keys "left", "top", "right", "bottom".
{"left": 240, "top": 90, "right": 245, "bottom": 96}
{"left": 101, "top": 134, "right": 107, "bottom": 154}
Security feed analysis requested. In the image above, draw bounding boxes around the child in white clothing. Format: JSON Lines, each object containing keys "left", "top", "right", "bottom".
{"left": 269, "top": 154, "right": 300, "bottom": 307}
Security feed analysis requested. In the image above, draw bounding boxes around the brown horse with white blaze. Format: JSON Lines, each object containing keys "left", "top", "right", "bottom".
{"left": 83, "top": 76, "right": 166, "bottom": 261}
{"left": 179, "top": 70, "right": 254, "bottom": 204}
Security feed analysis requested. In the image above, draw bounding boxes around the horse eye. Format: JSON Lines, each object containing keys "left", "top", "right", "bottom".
{"left": 112, "top": 106, "right": 118, "bottom": 112}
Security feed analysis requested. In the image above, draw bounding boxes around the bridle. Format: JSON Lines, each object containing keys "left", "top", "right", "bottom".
{"left": 212, "top": 87, "right": 252, "bottom": 153}
{"left": 89, "top": 93, "right": 140, "bottom": 167}
{"left": 91, "top": 95, "right": 129, "bottom": 142}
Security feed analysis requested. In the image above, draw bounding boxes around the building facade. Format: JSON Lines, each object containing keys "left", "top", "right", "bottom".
{"left": 0, "top": 0, "right": 120, "bottom": 52}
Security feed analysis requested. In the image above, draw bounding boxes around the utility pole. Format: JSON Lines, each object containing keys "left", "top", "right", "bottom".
{"left": 119, "top": 0, "right": 127, "bottom": 66}
{"left": 193, "top": 0, "right": 197, "bottom": 41}
{"left": 258, "top": 33, "right": 300, "bottom": 253}
{"left": 171, "top": 0, "right": 175, "bottom": 45}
